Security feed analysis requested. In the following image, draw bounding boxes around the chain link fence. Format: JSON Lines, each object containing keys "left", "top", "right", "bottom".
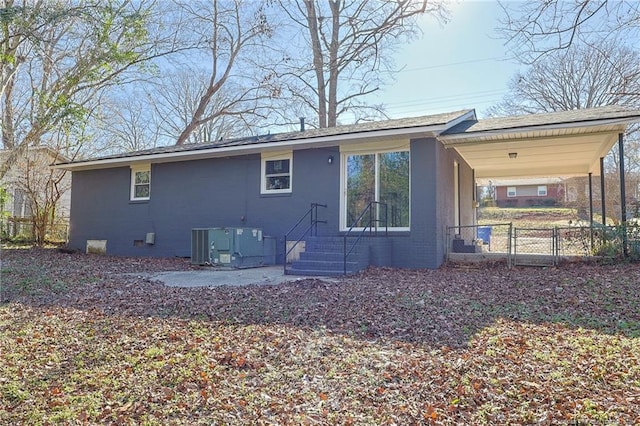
{"left": 446, "top": 223, "right": 514, "bottom": 266}
{"left": 1, "top": 218, "right": 69, "bottom": 244}
{"left": 447, "top": 222, "right": 640, "bottom": 266}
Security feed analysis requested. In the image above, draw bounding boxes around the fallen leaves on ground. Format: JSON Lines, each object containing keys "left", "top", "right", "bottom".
{"left": 1, "top": 248, "right": 639, "bottom": 424}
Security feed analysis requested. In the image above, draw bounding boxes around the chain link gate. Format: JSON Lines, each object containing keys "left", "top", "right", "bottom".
{"left": 449, "top": 222, "right": 640, "bottom": 267}
{"left": 513, "top": 227, "right": 558, "bottom": 266}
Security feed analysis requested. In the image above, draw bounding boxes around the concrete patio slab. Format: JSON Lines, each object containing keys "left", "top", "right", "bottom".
{"left": 148, "top": 266, "right": 333, "bottom": 288}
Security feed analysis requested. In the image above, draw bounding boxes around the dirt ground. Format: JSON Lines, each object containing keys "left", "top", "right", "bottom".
{"left": 1, "top": 248, "right": 639, "bottom": 424}
{"left": 2, "top": 247, "right": 638, "bottom": 347}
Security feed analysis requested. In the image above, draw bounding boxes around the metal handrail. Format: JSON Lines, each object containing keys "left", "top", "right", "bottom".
{"left": 284, "top": 203, "right": 327, "bottom": 274}
{"left": 343, "top": 201, "right": 388, "bottom": 275}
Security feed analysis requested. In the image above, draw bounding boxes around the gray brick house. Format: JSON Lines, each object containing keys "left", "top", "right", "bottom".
{"left": 55, "top": 106, "right": 640, "bottom": 274}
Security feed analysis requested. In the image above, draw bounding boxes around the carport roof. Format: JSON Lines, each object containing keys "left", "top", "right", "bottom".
{"left": 440, "top": 105, "right": 640, "bottom": 179}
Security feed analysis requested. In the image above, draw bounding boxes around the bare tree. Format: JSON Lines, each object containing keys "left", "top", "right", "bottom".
{"left": 93, "top": 88, "right": 162, "bottom": 154}
{"left": 498, "top": 0, "right": 640, "bottom": 62}
{"left": 10, "top": 144, "right": 71, "bottom": 245}
{"left": 270, "top": 0, "right": 448, "bottom": 128}
{"left": 171, "top": 0, "right": 275, "bottom": 145}
{"left": 1, "top": 0, "right": 67, "bottom": 149}
{"left": 487, "top": 40, "right": 640, "bottom": 222}
{"left": 153, "top": 70, "right": 253, "bottom": 145}
{"left": 487, "top": 41, "right": 640, "bottom": 116}
{"left": 0, "top": 0, "right": 167, "bottom": 178}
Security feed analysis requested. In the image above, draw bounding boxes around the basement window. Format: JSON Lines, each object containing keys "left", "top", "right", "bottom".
{"left": 130, "top": 164, "right": 151, "bottom": 201}
{"left": 261, "top": 152, "right": 292, "bottom": 194}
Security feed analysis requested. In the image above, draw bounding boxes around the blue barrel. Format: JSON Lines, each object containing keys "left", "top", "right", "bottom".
{"left": 477, "top": 226, "right": 492, "bottom": 248}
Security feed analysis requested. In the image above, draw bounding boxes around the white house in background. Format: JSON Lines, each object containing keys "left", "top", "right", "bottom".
{"left": 0, "top": 147, "right": 71, "bottom": 237}
{"left": 489, "top": 177, "right": 565, "bottom": 208}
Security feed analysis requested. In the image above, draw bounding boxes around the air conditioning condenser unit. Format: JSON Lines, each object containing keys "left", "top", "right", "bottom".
{"left": 191, "top": 227, "right": 276, "bottom": 267}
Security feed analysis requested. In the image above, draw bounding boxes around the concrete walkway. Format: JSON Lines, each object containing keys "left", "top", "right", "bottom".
{"left": 149, "top": 266, "right": 330, "bottom": 288}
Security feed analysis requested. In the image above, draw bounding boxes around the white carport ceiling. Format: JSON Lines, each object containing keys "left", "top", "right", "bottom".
{"left": 439, "top": 106, "right": 640, "bottom": 179}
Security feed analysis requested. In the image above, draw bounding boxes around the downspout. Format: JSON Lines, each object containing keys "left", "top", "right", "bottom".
{"left": 472, "top": 169, "right": 477, "bottom": 227}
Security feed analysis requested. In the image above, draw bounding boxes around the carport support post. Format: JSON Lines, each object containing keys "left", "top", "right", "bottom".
{"left": 619, "top": 133, "right": 628, "bottom": 257}
{"left": 589, "top": 172, "right": 594, "bottom": 249}
{"left": 600, "top": 157, "right": 606, "bottom": 226}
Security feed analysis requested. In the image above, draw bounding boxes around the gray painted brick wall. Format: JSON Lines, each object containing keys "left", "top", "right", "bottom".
{"left": 68, "top": 139, "right": 473, "bottom": 269}
{"left": 70, "top": 149, "right": 340, "bottom": 262}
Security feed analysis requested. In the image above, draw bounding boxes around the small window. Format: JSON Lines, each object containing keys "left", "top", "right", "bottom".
{"left": 538, "top": 185, "right": 547, "bottom": 196}
{"left": 507, "top": 186, "right": 516, "bottom": 197}
{"left": 261, "top": 153, "right": 292, "bottom": 194}
{"left": 130, "top": 165, "right": 151, "bottom": 201}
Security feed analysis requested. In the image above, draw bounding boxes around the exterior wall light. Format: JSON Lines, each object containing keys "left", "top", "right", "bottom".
{"left": 508, "top": 152, "right": 518, "bottom": 159}
{"left": 327, "top": 155, "right": 334, "bottom": 164}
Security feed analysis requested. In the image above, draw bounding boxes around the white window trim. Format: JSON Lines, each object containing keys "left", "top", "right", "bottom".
{"left": 261, "top": 151, "right": 292, "bottom": 194}
{"left": 339, "top": 144, "right": 411, "bottom": 232}
{"left": 538, "top": 185, "right": 548, "bottom": 196}
{"left": 507, "top": 186, "right": 517, "bottom": 197}
{"left": 130, "top": 164, "right": 151, "bottom": 201}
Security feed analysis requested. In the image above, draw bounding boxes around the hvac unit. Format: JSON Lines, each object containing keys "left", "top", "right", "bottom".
{"left": 190, "top": 227, "right": 276, "bottom": 267}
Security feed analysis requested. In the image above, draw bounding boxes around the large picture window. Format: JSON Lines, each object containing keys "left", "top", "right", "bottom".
{"left": 130, "top": 165, "right": 150, "bottom": 201}
{"left": 345, "top": 150, "right": 409, "bottom": 229}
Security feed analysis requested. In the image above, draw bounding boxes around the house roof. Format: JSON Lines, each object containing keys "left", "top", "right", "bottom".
{"left": 442, "top": 105, "right": 639, "bottom": 135}
{"left": 1, "top": 146, "right": 69, "bottom": 163}
{"left": 54, "top": 109, "right": 476, "bottom": 171}
{"left": 53, "top": 105, "right": 640, "bottom": 180}
{"left": 439, "top": 105, "right": 640, "bottom": 179}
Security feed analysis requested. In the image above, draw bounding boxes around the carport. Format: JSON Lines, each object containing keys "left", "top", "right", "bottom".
{"left": 439, "top": 105, "right": 640, "bottom": 262}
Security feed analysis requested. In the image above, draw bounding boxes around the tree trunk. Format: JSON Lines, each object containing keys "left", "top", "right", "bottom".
{"left": 327, "top": 0, "right": 340, "bottom": 127}
{"left": 303, "top": 0, "right": 328, "bottom": 128}
{"left": 176, "top": 120, "right": 199, "bottom": 145}
{"left": 2, "top": 73, "right": 16, "bottom": 149}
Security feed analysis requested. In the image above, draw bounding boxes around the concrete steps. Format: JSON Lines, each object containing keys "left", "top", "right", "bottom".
{"left": 286, "top": 236, "right": 370, "bottom": 276}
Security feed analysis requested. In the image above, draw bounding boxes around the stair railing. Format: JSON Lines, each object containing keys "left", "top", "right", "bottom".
{"left": 343, "top": 201, "right": 388, "bottom": 275}
{"left": 284, "top": 203, "right": 327, "bottom": 274}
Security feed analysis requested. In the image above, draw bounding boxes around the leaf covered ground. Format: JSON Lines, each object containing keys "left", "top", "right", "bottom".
{"left": 1, "top": 248, "right": 640, "bottom": 424}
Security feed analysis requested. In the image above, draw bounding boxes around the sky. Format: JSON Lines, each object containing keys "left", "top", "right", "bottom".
{"left": 375, "top": 0, "right": 521, "bottom": 119}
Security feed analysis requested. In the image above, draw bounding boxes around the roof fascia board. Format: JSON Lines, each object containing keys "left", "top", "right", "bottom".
{"left": 53, "top": 122, "right": 454, "bottom": 171}
{"left": 440, "top": 109, "right": 476, "bottom": 133}
{"left": 440, "top": 116, "right": 635, "bottom": 143}
{"left": 441, "top": 126, "right": 626, "bottom": 147}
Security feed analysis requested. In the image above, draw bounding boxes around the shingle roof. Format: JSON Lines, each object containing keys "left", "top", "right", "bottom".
{"left": 61, "top": 109, "right": 474, "bottom": 166}
{"left": 442, "top": 105, "right": 640, "bottom": 135}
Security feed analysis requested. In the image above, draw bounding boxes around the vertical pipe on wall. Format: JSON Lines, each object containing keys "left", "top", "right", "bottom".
{"left": 600, "top": 157, "right": 606, "bottom": 226}
{"left": 471, "top": 169, "right": 476, "bottom": 201}
{"left": 472, "top": 168, "right": 476, "bottom": 227}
